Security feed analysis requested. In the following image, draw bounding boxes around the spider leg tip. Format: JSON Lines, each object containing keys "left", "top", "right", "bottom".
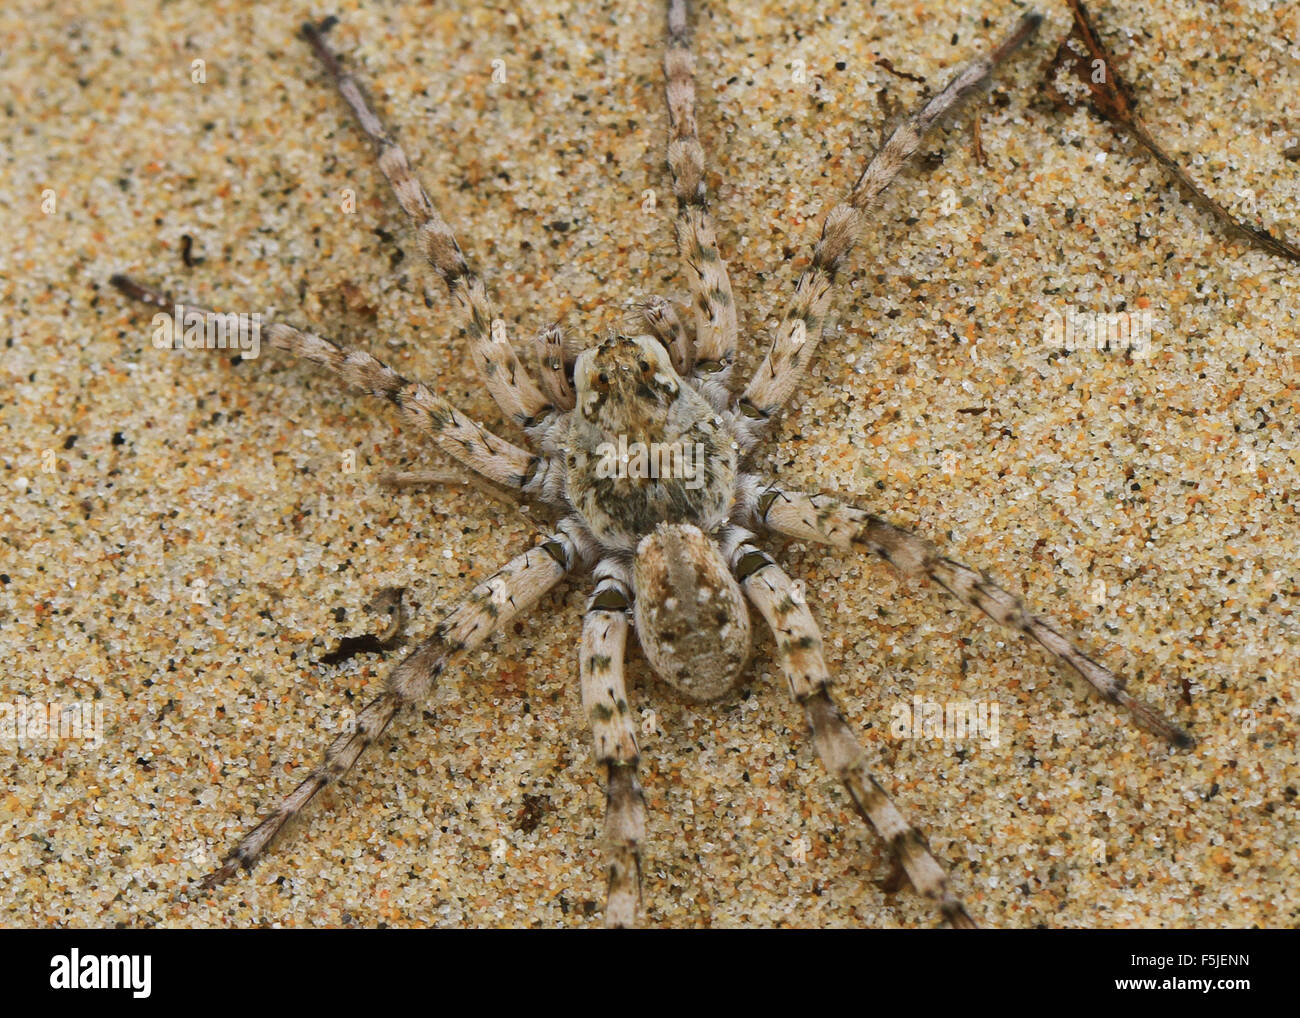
{"left": 195, "top": 857, "right": 243, "bottom": 892}
{"left": 108, "top": 273, "right": 157, "bottom": 305}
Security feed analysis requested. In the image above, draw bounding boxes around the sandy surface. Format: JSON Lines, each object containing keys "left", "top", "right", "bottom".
{"left": 1, "top": 0, "right": 1296, "bottom": 928}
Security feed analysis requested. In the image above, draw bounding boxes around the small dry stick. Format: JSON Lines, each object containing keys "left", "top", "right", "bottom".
{"left": 1043, "top": 0, "right": 1300, "bottom": 262}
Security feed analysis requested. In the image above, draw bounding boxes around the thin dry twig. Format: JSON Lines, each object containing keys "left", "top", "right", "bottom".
{"left": 1043, "top": 0, "right": 1300, "bottom": 262}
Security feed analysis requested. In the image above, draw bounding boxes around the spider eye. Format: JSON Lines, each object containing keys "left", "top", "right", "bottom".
{"left": 597, "top": 371, "right": 609, "bottom": 386}
{"left": 638, "top": 359, "right": 651, "bottom": 374}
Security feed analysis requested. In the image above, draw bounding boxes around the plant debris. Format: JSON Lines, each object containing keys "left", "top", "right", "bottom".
{"left": 320, "top": 586, "right": 408, "bottom": 665}
{"left": 875, "top": 56, "right": 926, "bottom": 85}
{"left": 1043, "top": 0, "right": 1300, "bottom": 262}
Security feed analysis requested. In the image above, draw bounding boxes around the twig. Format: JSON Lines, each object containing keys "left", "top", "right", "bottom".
{"left": 1043, "top": 0, "right": 1299, "bottom": 262}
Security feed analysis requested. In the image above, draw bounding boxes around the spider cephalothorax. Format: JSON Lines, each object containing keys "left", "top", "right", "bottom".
{"left": 568, "top": 333, "right": 739, "bottom": 551}
{"left": 110, "top": 2, "right": 1193, "bottom": 928}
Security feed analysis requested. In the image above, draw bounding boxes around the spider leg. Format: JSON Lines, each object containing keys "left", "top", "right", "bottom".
{"left": 299, "top": 19, "right": 554, "bottom": 433}
{"left": 751, "top": 486, "right": 1195, "bottom": 748}
{"left": 532, "top": 322, "right": 575, "bottom": 413}
{"left": 580, "top": 563, "right": 646, "bottom": 928}
{"left": 731, "top": 541, "right": 977, "bottom": 928}
{"left": 199, "top": 522, "right": 588, "bottom": 889}
{"left": 663, "top": 0, "right": 739, "bottom": 410}
{"left": 734, "top": 11, "right": 1043, "bottom": 442}
{"left": 108, "top": 275, "right": 563, "bottom": 502}
{"left": 626, "top": 295, "right": 697, "bottom": 378}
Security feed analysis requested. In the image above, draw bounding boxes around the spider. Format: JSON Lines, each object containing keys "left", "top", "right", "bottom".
{"left": 109, "top": 0, "right": 1193, "bottom": 928}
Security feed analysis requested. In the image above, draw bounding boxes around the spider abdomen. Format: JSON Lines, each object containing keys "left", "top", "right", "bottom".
{"left": 632, "top": 523, "right": 751, "bottom": 700}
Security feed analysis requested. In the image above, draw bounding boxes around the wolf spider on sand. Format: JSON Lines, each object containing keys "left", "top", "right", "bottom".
{"left": 111, "top": 1, "right": 1192, "bottom": 927}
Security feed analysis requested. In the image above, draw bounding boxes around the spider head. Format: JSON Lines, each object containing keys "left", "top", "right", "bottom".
{"left": 572, "top": 333, "right": 682, "bottom": 433}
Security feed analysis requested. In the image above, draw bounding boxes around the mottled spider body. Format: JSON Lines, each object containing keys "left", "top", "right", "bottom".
{"left": 568, "top": 334, "right": 739, "bottom": 551}
{"left": 570, "top": 333, "right": 752, "bottom": 699}
{"left": 109, "top": 1, "right": 1192, "bottom": 928}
